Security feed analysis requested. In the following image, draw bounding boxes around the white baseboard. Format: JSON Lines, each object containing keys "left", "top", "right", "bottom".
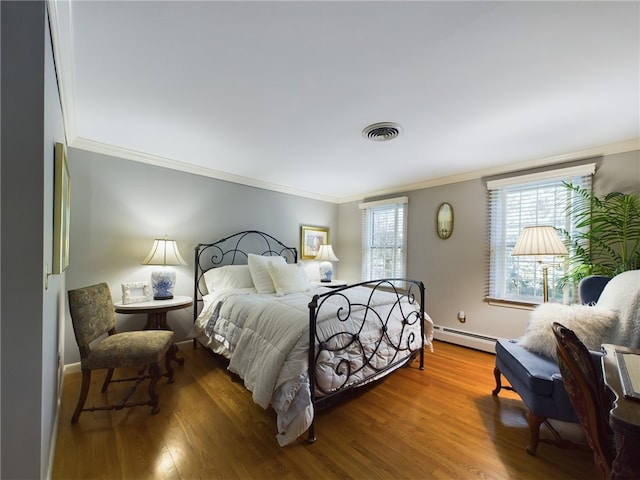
{"left": 433, "top": 325, "right": 497, "bottom": 353}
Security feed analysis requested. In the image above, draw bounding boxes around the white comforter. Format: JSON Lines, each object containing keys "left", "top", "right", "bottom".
{"left": 188, "top": 286, "right": 433, "bottom": 445}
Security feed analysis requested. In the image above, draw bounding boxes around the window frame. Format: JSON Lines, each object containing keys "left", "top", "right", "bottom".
{"left": 359, "top": 196, "right": 408, "bottom": 282}
{"left": 486, "top": 163, "right": 595, "bottom": 305}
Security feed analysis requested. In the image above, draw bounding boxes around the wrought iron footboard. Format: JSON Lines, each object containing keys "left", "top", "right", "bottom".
{"left": 306, "top": 278, "right": 425, "bottom": 442}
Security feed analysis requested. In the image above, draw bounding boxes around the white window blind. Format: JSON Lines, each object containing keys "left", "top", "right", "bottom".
{"left": 487, "top": 164, "right": 595, "bottom": 303}
{"left": 360, "top": 196, "right": 408, "bottom": 281}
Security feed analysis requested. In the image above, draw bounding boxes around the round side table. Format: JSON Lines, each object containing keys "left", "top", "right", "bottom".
{"left": 114, "top": 295, "right": 192, "bottom": 365}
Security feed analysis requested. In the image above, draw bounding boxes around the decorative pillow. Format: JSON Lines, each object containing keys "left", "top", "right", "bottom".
{"left": 203, "top": 265, "right": 254, "bottom": 293}
{"left": 247, "top": 254, "right": 286, "bottom": 294}
{"left": 268, "top": 263, "right": 310, "bottom": 296}
{"left": 519, "top": 303, "right": 618, "bottom": 359}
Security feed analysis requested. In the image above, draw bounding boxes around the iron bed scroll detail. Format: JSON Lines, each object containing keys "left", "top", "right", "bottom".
{"left": 307, "top": 278, "right": 425, "bottom": 443}
{"left": 193, "top": 230, "right": 298, "bottom": 322}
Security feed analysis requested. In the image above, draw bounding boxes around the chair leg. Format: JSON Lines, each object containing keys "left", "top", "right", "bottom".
{"left": 165, "top": 345, "right": 177, "bottom": 384}
{"left": 101, "top": 368, "right": 114, "bottom": 393}
{"left": 72, "top": 369, "right": 91, "bottom": 423}
{"left": 526, "top": 411, "right": 545, "bottom": 455}
{"left": 492, "top": 366, "right": 503, "bottom": 395}
{"left": 148, "top": 362, "right": 161, "bottom": 414}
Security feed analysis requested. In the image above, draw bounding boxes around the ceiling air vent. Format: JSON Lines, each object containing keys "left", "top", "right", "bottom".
{"left": 362, "top": 122, "right": 402, "bottom": 142}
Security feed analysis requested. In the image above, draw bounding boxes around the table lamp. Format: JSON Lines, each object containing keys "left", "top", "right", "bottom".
{"left": 511, "top": 226, "right": 568, "bottom": 302}
{"left": 141, "top": 236, "right": 187, "bottom": 299}
{"left": 315, "top": 244, "right": 339, "bottom": 282}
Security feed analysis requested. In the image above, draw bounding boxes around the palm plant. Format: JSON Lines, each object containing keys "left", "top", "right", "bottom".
{"left": 559, "top": 183, "right": 640, "bottom": 287}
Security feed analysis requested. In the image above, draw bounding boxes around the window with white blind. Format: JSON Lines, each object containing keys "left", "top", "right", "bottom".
{"left": 360, "top": 196, "right": 408, "bottom": 281}
{"left": 487, "top": 164, "right": 595, "bottom": 304}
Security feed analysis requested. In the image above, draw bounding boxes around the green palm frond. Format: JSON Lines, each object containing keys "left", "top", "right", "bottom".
{"left": 559, "top": 183, "right": 640, "bottom": 287}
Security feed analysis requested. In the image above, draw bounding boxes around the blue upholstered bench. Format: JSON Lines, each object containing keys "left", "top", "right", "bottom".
{"left": 492, "top": 275, "right": 612, "bottom": 455}
{"left": 493, "top": 338, "right": 580, "bottom": 453}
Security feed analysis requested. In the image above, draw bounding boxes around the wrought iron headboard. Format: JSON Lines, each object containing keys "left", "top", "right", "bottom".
{"left": 193, "top": 230, "right": 298, "bottom": 320}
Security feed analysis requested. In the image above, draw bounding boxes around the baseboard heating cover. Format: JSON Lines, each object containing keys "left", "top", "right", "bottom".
{"left": 433, "top": 325, "right": 497, "bottom": 353}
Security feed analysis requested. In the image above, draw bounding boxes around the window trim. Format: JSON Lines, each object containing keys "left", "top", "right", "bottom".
{"left": 486, "top": 163, "right": 595, "bottom": 305}
{"left": 359, "top": 196, "right": 408, "bottom": 281}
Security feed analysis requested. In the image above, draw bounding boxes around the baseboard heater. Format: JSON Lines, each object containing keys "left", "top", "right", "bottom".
{"left": 433, "top": 325, "right": 498, "bottom": 353}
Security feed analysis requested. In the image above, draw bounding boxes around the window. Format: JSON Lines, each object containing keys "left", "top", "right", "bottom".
{"left": 360, "top": 196, "right": 408, "bottom": 281}
{"left": 487, "top": 164, "right": 595, "bottom": 304}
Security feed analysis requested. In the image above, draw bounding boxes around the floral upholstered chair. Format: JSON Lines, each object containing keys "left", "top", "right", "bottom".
{"left": 68, "top": 282, "right": 178, "bottom": 422}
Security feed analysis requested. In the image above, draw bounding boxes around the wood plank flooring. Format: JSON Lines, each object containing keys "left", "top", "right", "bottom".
{"left": 52, "top": 341, "right": 598, "bottom": 479}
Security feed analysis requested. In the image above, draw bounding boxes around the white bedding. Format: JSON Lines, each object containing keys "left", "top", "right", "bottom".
{"left": 188, "top": 285, "right": 433, "bottom": 446}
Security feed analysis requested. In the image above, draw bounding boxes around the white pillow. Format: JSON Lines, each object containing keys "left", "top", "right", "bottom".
{"left": 519, "top": 303, "right": 618, "bottom": 359}
{"left": 268, "top": 263, "right": 310, "bottom": 296}
{"left": 203, "top": 265, "right": 254, "bottom": 293}
{"left": 247, "top": 254, "right": 286, "bottom": 294}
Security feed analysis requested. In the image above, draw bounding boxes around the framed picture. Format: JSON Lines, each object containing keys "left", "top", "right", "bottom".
{"left": 300, "top": 225, "right": 329, "bottom": 259}
{"left": 52, "top": 142, "right": 71, "bottom": 274}
{"left": 122, "top": 282, "right": 151, "bottom": 304}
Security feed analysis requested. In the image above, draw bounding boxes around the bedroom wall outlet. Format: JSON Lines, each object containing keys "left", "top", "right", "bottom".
{"left": 457, "top": 310, "right": 466, "bottom": 323}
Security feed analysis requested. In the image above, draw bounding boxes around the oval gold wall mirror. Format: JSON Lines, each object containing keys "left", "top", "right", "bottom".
{"left": 436, "top": 203, "right": 454, "bottom": 239}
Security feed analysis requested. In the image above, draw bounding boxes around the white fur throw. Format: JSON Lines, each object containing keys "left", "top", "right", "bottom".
{"left": 519, "top": 303, "right": 618, "bottom": 359}
{"left": 595, "top": 270, "right": 640, "bottom": 349}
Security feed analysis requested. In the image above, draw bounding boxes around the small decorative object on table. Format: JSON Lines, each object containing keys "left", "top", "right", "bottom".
{"left": 121, "top": 281, "right": 151, "bottom": 304}
{"left": 141, "top": 236, "right": 187, "bottom": 300}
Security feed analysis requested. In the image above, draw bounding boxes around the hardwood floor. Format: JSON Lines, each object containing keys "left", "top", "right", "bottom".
{"left": 52, "top": 341, "right": 598, "bottom": 479}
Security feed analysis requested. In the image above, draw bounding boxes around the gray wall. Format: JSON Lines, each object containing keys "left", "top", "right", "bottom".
{"left": 65, "top": 148, "right": 639, "bottom": 368}
{"left": 338, "top": 150, "right": 640, "bottom": 344}
{"left": 63, "top": 150, "right": 339, "bottom": 364}
{"left": 1, "top": 2, "right": 66, "bottom": 478}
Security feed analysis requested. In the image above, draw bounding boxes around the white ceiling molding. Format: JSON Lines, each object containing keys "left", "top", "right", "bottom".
{"left": 70, "top": 137, "right": 341, "bottom": 204}
{"left": 338, "top": 138, "right": 639, "bottom": 204}
{"left": 72, "top": 136, "right": 638, "bottom": 205}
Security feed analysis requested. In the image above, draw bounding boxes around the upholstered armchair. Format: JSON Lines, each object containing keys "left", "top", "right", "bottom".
{"left": 492, "top": 270, "right": 640, "bottom": 455}
{"left": 68, "top": 282, "right": 179, "bottom": 422}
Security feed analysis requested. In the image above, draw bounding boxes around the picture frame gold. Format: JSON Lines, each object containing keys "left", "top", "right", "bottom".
{"left": 300, "top": 225, "right": 329, "bottom": 259}
{"left": 53, "top": 142, "right": 71, "bottom": 274}
{"left": 121, "top": 282, "right": 151, "bottom": 304}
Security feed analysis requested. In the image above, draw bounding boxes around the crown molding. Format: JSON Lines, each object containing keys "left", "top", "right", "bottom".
{"left": 337, "top": 137, "right": 640, "bottom": 204}
{"left": 72, "top": 136, "right": 638, "bottom": 206}
{"left": 70, "top": 137, "right": 341, "bottom": 204}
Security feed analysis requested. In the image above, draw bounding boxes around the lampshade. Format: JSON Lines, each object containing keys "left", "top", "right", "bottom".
{"left": 141, "top": 237, "right": 186, "bottom": 300}
{"left": 511, "top": 226, "right": 568, "bottom": 258}
{"left": 315, "top": 244, "right": 339, "bottom": 262}
{"left": 141, "top": 237, "right": 187, "bottom": 266}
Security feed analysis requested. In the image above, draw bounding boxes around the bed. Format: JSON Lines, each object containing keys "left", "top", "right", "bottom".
{"left": 189, "top": 230, "right": 433, "bottom": 445}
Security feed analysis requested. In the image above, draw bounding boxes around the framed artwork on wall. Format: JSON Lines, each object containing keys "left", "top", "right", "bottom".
{"left": 53, "top": 142, "right": 71, "bottom": 274}
{"left": 300, "top": 225, "right": 329, "bottom": 259}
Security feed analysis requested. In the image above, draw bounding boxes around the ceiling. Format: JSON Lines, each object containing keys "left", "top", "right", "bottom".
{"left": 50, "top": 1, "right": 640, "bottom": 203}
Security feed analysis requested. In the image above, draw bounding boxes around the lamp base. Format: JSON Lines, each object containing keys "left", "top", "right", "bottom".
{"left": 153, "top": 294, "right": 174, "bottom": 300}
{"left": 319, "top": 261, "right": 333, "bottom": 282}
{"left": 151, "top": 268, "right": 176, "bottom": 301}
